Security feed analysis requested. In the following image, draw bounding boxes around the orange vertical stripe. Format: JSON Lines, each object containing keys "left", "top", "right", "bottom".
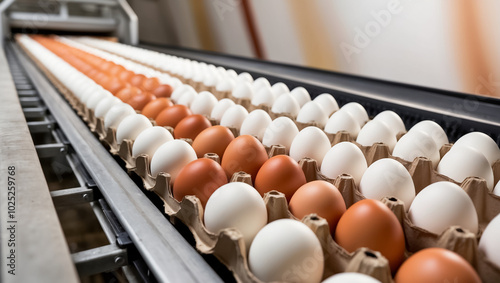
{"left": 189, "top": 0, "right": 217, "bottom": 51}
{"left": 241, "top": 0, "right": 265, "bottom": 59}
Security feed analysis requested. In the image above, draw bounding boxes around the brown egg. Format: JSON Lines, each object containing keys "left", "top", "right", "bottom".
{"left": 128, "top": 93, "right": 156, "bottom": 111}
{"left": 116, "top": 86, "right": 142, "bottom": 103}
{"left": 153, "top": 84, "right": 173, "bottom": 98}
{"left": 100, "top": 61, "right": 114, "bottom": 73}
{"left": 142, "top": 77, "right": 160, "bottom": 92}
{"left": 130, "top": 74, "right": 147, "bottom": 87}
{"left": 141, "top": 98, "right": 174, "bottom": 119}
{"left": 221, "top": 135, "right": 268, "bottom": 181}
{"left": 109, "top": 64, "right": 125, "bottom": 76}
{"left": 254, "top": 155, "right": 306, "bottom": 201}
{"left": 119, "top": 70, "right": 135, "bottom": 82}
{"left": 289, "top": 181, "right": 346, "bottom": 233}
{"left": 173, "top": 158, "right": 228, "bottom": 207}
{"left": 335, "top": 199, "right": 405, "bottom": 273}
{"left": 106, "top": 78, "right": 128, "bottom": 95}
{"left": 395, "top": 248, "right": 480, "bottom": 283}
{"left": 192, "top": 126, "right": 235, "bottom": 159}
{"left": 174, "top": 115, "right": 212, "bottom": 140}
{"left": 155, "top": 104, "right": 192, "bottom": 128}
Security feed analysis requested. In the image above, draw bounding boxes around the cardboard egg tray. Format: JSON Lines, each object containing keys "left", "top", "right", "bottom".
{"left": 20, "top": 39, "right": 500, "bottom": 283}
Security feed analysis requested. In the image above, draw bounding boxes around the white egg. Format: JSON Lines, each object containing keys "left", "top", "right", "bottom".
{"left": 115, "top": 114, "right": 152, "bottom": 144}
{"left": 176, "top": 88, "right": 198, "bottom": 107}
{"left": 232, "top": 81, "right": 254, "bottom": 100}
{"left": 359, "top": 158, "right": 415, "bottom": 210}
{"left": 341, "top": 102, "right": 369, "bottom": 126}
{"left": 86, "top": 90, "right": 112, "bottom": 110}
{"left": 478, "top": 214, "right": 500, "bottom": 266}
{"left": 373, "top": 110, "right": 406, "bottom": 136}
{"left": 94, "top": 96, "right": 122, "bottom": 118}
{"left": 253, "top": 77, "right": 271, "bottom": 92}
{"left": 132, "top": 126, "right": 174, "bottom": 159}
{"left": 454, "top": 132, "right": 500, "bottom": 166}
{"left": 437, "top": 146, "right": 494, "bottom": 190}
{"left": 249, "top": 219, "right": 324, "bottom": 283}
{"left": 226, "top": 69, "right": 238, "bottom": 79}
{"left": 290, "top": 86, "right": 311, "bottom": 107}
{"left": 296, "top": 101, "right": 328, "bottom": 128}
{"left": 322, "top": 273, "right": 381, "bottom": 283}
{"left": 271, "top": 82, "right": 290, "bottom": 97}
{"left": 240, "top": 110, "right": 272, "bottom": 141}
{"left": 356, "top": 120, "right": 397, "bottom": 152}
{"left": 262, "top": 117, "right": 300, "bottom": 150}
{"left": 393, "top": 131, "right": 440, "bottom": 167}
{"left": 252, "top": 85, "right": 276, "bottom": 107}
{"left": 320, "top": 142, "right": 367, "bottom": 184}
{"left": 408, "top": 120, "right": 449, "bottom": 149}
{"left": 290, "top": 127, "right": 331, "bottom": 164}
{"left": 104, "top": 103, "right": 136, "bottom": 129}
{"left": 324, "top": 110, "right": 361, "bottom": 138}
{"left": 204, "top": 182, "right": 267, "bottom": 249}
{"left": 238, "top": 72, "right": 253, "bottom": 83}
{"left": 313, "top": 93, "right": 339, "bottom": 116}
{"left": 171, "top": 84, "right": 196, "bottom": 103}
{"left": 210, "top": 98, "right": 235, "bottom": 122}
{"left": 271, "top": 94, "right": 300, "bottom": 117}
{"left": 408, "top": 181, "right": 478, "bottom": 234}
{"left": 203, "top": 72, "right": 219, "bottom": 87}
{"left": 150, "top": 140, "right": 197, "bottom": 181}
{"left": 215, "top": 78, "right": 236, "bottom": 92}
{"left": 190, "top": 91, "right": 218, "bottom": 116}
{"left": 495, "top": 180, "right": 500, "bottom": 196}
{"left": 220, "top": 105, "right": 249, "bottom": 130}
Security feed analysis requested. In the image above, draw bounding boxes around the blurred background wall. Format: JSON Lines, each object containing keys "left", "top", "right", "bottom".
{"left": 128, "top": 0, "right": 500, "bottom": 98}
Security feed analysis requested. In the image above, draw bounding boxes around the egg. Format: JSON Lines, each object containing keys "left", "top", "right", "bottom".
{"left": 238, "top": 72, "right": 253, "bottom": 83}
{"left": 335, "top": 199, "right": 405, "bottom": 272}
{"left": 290, "top": 86, "right": 311, "bottom": 107}
{"left": 289, "top": 180, "right": 346, "bottom": 233}
{"left": 156, "top": 104, "right": 192, "bottom": 128}
{"left": 262, "top": 117, "right": 299, "bottom": 151}
{"left": 251, "top": 85, "right": 276, "bottom": 107}
{"left": 152, "top": 84, "right": 173, "bottom": 98}
{"left": 407, "top": 120, "right": 448, "bottom": 149}
{"left": 478, "top": 213, "right": 500, "bottom": 266}
{"left": 129, "top": 73, "right": 146, "bottom": 87}
{"left": 453, "top": 132, "right": 500, "bottom": 165}
{"left": 495, "top": 180, "right": 500, "bottom": 196}
{"left": 289, "top": 126, "right": 331, "bottom": 164}
{"left": 392, "top": 130, "right": 440, "bottom": 167}
{"left": 141, "top": 98, "right": 174, "bottom": 119}
{"left": 142, "top": 77, "right": 160, "bottom": 92}
{"left": 313, "top": 93, "right": 339, "bottom": 116}
{"left": 249, "top": 219, "right": 324, "bottom": 283}
{"left": 356, "top": 120, "right": 397, "bottom": 152}
{"left": 341, "top": 102, "right": 369, "bottom": 126}
{"left": 116, "top": 86, "right": 142, "bottom": 102}
{"left": 215, "top": 78, "right": 236, "bottom": 93}
{"left": 271, "top": 94, "right": 300, "bottom": 117}
{"left": 232, "top": 81, "right": 254, "bottom": 99}
{"left": 373, "top": 110, "right": 406, "bottom": 136}
{"left": 395, "top": 248, "right": 481, "bottom": 283}
{"left": 128, "top": 92, "right": 156, "bottom": 111}
{"left": 271, "top": 82, "right": 290, "bottom": 97}
{"left": 324, "top": 110, "right": 361, "bottom": 138}
{"left": 204, "top": 182, "right": 267, "bottom": 249}
{"left": 437, "top": 146, "right": 494, "bottom": 190}
{"left": 173, "top": 158, "right": 228, "bottom": 207}
{"left": 132, "top": 126, "right": 174, "bottom": 159}
{"left": 322, "top": 273, "right": 381, "bottom": 283}
{"left": 408, "top": 181, "right": 478, "bottom": 234}
{"left": 254, "top": 155, "right": 307, "bottom": 200}
{"left": 320, "top": 142, "right": 367, "bottom": 184}
{"left": 296, "top": 101, "right": 328, "bottom": 128}
{"left": 86, "top": 89, "right": 112, "bottom": 110}
{"left": 253, "top": 77, "right": 271, "bottom": 92}
{"left": 210, "top": 98, "right": 235, "bottom": 122}
{"left": 103, "top": 103, "right": 136, "bottom": 129}
{"left": 150, "top": 140, "right": 197, "bottom": 181}
{"left": 192, "top": 125, "right": 235, "bottom": 158}
{"left": 115, "top": 114, "right": 152, "bottom": 144}
{"left": 239, "top": 110, "right": 272, "bottom": 141}
{"left": 219, "top": 105, "right": 249, "bottom": 130}
{"left": 170, "top": 84, "right": 196, "bottom": 103}
{"left": 221, "top": 135, "right": 268, "bottom": 180}
{"left": 174, "top": 114, "right": 211, "bottom": 140}
{"left": 359, "top": 158, "right": 415, "bottom": 210}
{"left": 189, "top": 91, "right": 218, "bottom": 116}
{"left": 177, "top": 88, "right": 197, "bottom": 107}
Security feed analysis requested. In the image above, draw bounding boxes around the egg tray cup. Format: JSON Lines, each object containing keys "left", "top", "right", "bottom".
{"left": 302, "top": 155, "right": 500, "bottom": 282}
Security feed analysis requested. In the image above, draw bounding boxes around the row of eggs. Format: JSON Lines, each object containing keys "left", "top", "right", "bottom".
{"left": 21, "top": 35, "right": 499, "bottom": 283}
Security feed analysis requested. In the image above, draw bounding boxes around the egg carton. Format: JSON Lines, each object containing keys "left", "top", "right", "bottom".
{"left": 22, "top": 38, "right": 500, "bottom": 282}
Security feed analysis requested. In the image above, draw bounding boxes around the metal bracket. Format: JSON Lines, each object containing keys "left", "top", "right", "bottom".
{"left": 50, "top": 186, "right": 94, "bottom": 206}
{"left": 72, "top": 244, "right": 128, "bottom": 277}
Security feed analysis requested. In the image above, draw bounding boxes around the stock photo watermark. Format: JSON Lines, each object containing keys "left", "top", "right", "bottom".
{"left": 475, "top": 73, "right": 500, "bottom": 97}
{"left": 212, "top": 0, "right": 241, "bottom": 20}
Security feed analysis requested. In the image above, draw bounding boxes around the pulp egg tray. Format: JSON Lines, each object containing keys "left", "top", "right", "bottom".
{"left": 23, "top": 42, "right": 500, "bottom": 283}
